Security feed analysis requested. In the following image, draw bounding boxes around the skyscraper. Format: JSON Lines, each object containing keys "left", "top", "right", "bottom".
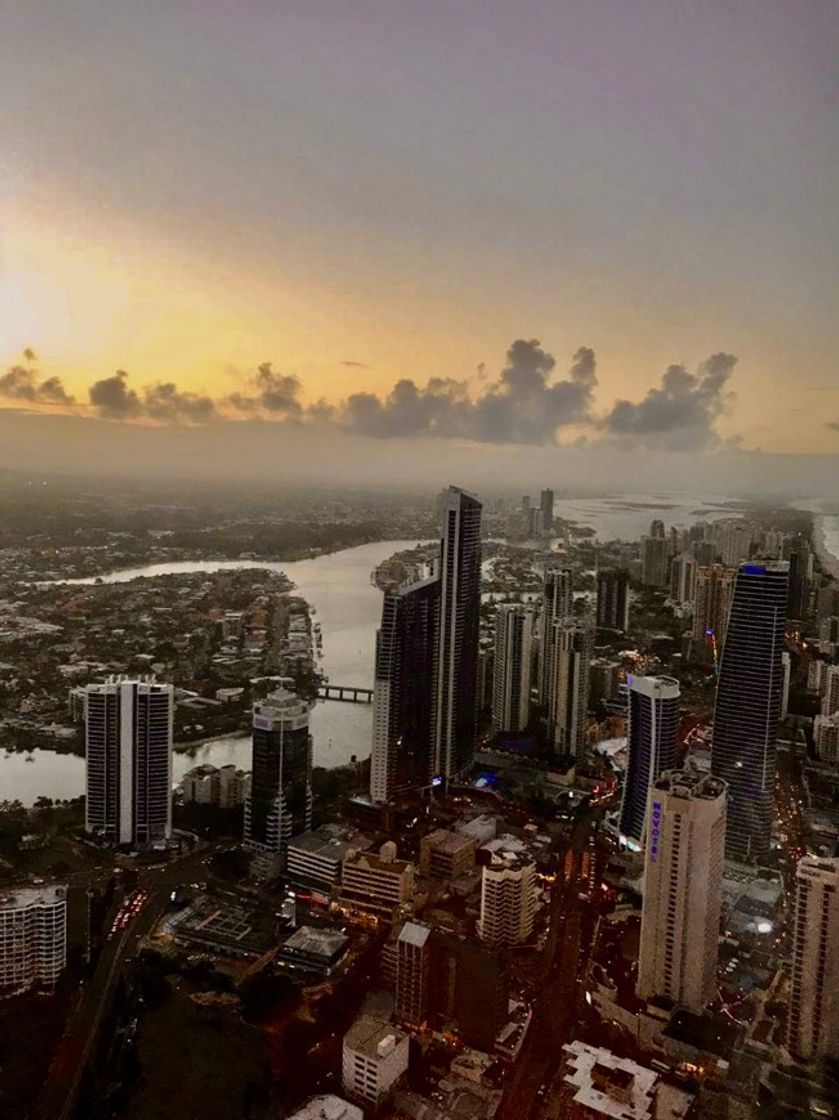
{"left": 596, "top": 568, "right": 630, "bottom": 632}
{"left": 637, "top": 770, "right": 726, "bottom": 1014}
{"left": 710, "top": 561, "right": 788, "bottom": 864}
{"left": 395, "top": 921, "right": 431, "bottom": 1026}
{"left": 539, "top": 565, "right": 574, "bottom": 702}
{"left": 492, "top": 604, "right": 533, "bottom": 734}
{"left": 669, "top": 552, "right": 697, "bottom": 604}
{"left": 370, "top": 574, "right": 439, "bottom": 803}
{"left": 787, "top": 857, "right": 839, "bottom": 1062}
{"left": 649, "top": 519, "right": 666, "bottom": 539}
{"left": 784, "top": 535, "right": 813, "bottom": 621}
{"left": 619, "top": 675, "right": 680, "bottom": 846}
{"left": 691, "top": 564, "right": 736, "bottom": 651}
{"left": 544, "top": 618, "right": 592, "bottom": 760}
{"left": 81, "top": 676, "right": 174, "bottom": 847}
{"left": 539, "top": 488, "right": 554, "bottom": 534}
{"left": 244, "top": 687, "right": 313, "bottom": 878}
{"left": 641, "top": 535, "right": 669, "bottom": 587}
{"left": 434, "top": 486, "right": 482, "bottom": 785}
{"left": 821, "top": 664, "right": 839, "bottom": 718}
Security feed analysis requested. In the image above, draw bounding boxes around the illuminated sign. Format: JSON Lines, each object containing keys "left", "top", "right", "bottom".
{"left": 649, "top": 800, "right": 663, "bottom": 863}
{"left": 431, "top": 776, "right": 443, "bottom": 787}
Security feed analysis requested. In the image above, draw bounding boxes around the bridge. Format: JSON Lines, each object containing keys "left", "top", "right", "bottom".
{"left": 317, "top": 683, "right": 374, "bottom": 704}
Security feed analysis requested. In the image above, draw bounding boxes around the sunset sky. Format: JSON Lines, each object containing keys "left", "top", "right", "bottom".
{"left": 1, "top": 0, "right": 837, "bottom": 477}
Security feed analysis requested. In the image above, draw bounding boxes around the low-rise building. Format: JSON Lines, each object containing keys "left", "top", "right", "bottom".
{"left": 419, "top": 829, "right": 477, "bottom": 881}
{"left": 342, "top": 1014, "right": 410, "bottom": 1108}
{"left": 286, "top": 825, "right": 372, "bottom": 899}
{"left": 559, "top": 1041, "right": 694, "bottom": 1119}
{"left": 180, "top": 763, "right": 250, "bottom": 807}
{"left": 340, "top": 842, "right": 415, "bottom": 921}
{"left": 278, "top": 925, "right": 350, "bottom": 977}
{"left": 0, "top": 883, "right": 67, "bottom": 997}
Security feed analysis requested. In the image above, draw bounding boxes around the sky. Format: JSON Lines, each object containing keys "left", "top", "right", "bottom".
{"left": 0, "top": 1, "right": 837, "bottom": 487}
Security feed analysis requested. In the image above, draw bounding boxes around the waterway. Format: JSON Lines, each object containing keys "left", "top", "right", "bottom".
{"left": 1, "top": 494, "right": 748, "bottom": 805}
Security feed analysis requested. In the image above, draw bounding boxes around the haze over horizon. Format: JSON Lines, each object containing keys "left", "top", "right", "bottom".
{"left": 1, "top": 2, "right": 837, "bottom": 489}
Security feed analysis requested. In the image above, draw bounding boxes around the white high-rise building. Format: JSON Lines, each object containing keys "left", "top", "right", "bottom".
{"left": 787, "top": 857, "right": 839, "bottom": 1062}
{"left": 814, "top": 713, "right": 839, "bottom": 767}
{"left": 0, "top": 883, "right": 67, "bottom": 997}
{"left": 544, "top": 618, "right": 592, "bottom": 760}
{"left": 539, "top": 566, "right": 574, "bottom": 702}
{"left": 478, "top": 844, "right": 537, "bottom": 947}
{"left": 492, "top": 604, "right": 533, "bottom": 734}
{"left": 79, "top": 677, "right": 174, "bottom": 847}
{"left": 821, "top": 665, "right": 839, "bottom": 718}
{"left": 637, "top": 770, "right": 726, "bottom": 1014}
{"left": 669, "top": 553, "right": 697, "bottom": 605}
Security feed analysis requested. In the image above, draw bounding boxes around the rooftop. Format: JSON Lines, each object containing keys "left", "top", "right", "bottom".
{"left": 562, "top": 1041, "right": 658, "bottom": 1120}
{"left": 344, "top": 1013, "right": 407, "bottom": 1060}
{"left": 423, "top": 829, "right": 477, "bottom": 855}
{"left": 0, "top": 883, "right": 67, "bottom": 910}
{"left": 284, "top": 925, "right": 349, "bottom": 959}
{"left": 289, "top": 1097, "right": 362, "bottom": 1120}
{"left": 398, "top": 921, "right": 431, "bottom": 948}
{"left": 288, "top": 824, "right": 372, "bottom": 861}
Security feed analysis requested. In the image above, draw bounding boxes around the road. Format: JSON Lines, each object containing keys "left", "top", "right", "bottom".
{"left": 497, "top": 811, "right": 599, "bottom": 1120}
{"left": 36, "top": 852, "right": 210, "bottom": 1120}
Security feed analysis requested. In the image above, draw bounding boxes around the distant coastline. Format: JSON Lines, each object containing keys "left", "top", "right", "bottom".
{"left": 813, "top": 514, "right": 839, "bottom": 581}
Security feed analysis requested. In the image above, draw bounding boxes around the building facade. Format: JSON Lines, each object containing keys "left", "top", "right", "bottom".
{"left": 340, "top": 843, "right": 416, "bottom": 920}
{"left": 637, "top": 770, "right": 726, "bottom": 1014}
{"left": 0, "top": 883, "right": 67, "bottom": 997}
{"left": 539, "top": 566, "right": 574, "bottom": 702}
{"left": 81, "top": 677, "right": 174, "bottom": 847}
{"left": 641, "top": 535, "right": 669, "bottom": 587}
{"left": 492, "top": 604, "right": 533, "bottom": 734}
{"left": 244, "top": 687, "right": 313, "bottom": 879}
{"left": 395, "top": 921, "right": 431, "bottom": 1026}
{"left": 710, "top": 561, "right": 788, "bottom": 863}
{"left": 786, "top": 857, "right": 839, "bottom": 1062}
{"left": 619, "top": 676, "right": 680, "bottom": 846}
{"left": 342, "top": 1015, "right": 410, "bottom": 1108}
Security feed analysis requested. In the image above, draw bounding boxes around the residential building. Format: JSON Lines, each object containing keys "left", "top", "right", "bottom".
{"left": 396, "top": 921, "right": 432, "bottom": 1025}
{"left": 540, "top": 488, "right": 554, "bottom": 534}
{"left": 492, "top": 604, "right": 533, "bottom": 734}
{"left": 559, "top": 1042, "right": 694, "bottom": 1120}
{"left": 428, "top": 931, "right": 509, "bottom": 1052}
{"left": 370, "top": 573, "right": 439, "bottom": 803}
{"left": 478, "top": 844, "right": 537, "bottom": 947}
{"left": 814, "top": 713, "right": 839, "bottom": 767}
{"left": 434, "top": 487, "right": 482, "bottom": 786}
{"left": 544, "top": 617, "right": 592, "bottom": 760}
{"left": 342, "top": 1015, "right": 410, "bottom": 1107}
{"left": 619, "top": 676, "right": 680, "bottom": 847}
{"left": 419, "top": 829, "right": 477, "bottom": 880}
{"left": 710, "top": 561, "right": 789, "bottom": 863}
{"left": 691, "top": 564, "right": 736, "bottom": 651}
{"left": 80, "top": 676, "right": 174, "bottom": 847}
{"left": 244, "top": 687, "right": 313, "bottom": 879}
{"left": 784, "top": 536, "right": 813, "bottom": 621}
{"left": 286, "top": 825, "right": 372, "bottom": 899}
{"left": 340, "top": 842, "right": 415, "bottom": 920}
{"left": 714, "top": 520, "right": 754, "bottom": 567}
{"left": 0, "top": 883, "right": 67, "bottom": 997}
{"left": 596, "top": 569, "right": 630, "bottom": 632}
{"left": 821, "top": 664, "right": 839, "bottom": 718}
{"left": 641, "top": 536, "right": 669, "bottom": 587}
{"left": 637, "top": 770, "right": 726, "bottom": 1014}
{"left": 669, "top": 553, "right": 696, "bottom": 605}
{"left": 538, "top": 565, "right": 574, "bottom": 702}
{"left": 787, "top": 857, "right": 839, "bottom": 1062}
{"left": 781, "top": 650, "right": 791, "bottom": 720}
{"left": 180, "top": 763, "right": 249, "bottom": 807}
{"left": 278, "top": 925, "right": 350, "bottom": 977}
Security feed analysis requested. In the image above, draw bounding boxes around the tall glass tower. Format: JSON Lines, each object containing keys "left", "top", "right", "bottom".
{"left": 710, "top": 561, "right": 789, "bottom": 863}
{"left": 434, "top": 486, "right": 482, "bottom": 785}
{"left": 370, "top": 574, "right": 439, "bottom": 802}
{"left": 619, "top": 675, "right": 680, "bottom": 846}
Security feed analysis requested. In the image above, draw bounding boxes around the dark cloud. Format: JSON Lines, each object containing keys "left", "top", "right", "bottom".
{"left": 337, "top": 340, "right": 597, "bottom": 444}
{"left": 23, "top": 348, "right": 38, "bottom": 362}
{"left": 89, "top": 370, "right": 142, "bottom": 418}
{"left": 0, "top": 363, "right": 75, "bottom": 406}
{"left": 826, "top": 420, "right": 839, "bottom": 432}
{"left": 226, "top": 362, "right": 303, "bottom": 417}
{"left": 602, "top": 353, "right": 737, "bottom": 449}
{"left": 340, "top": 360, "right": 369, "bottom": 369}
{"left": 89, "top": 371, "right": 216, "bottom": 422}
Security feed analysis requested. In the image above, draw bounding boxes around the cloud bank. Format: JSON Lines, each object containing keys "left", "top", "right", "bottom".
{"left": 0, "top": 342, "right": 746, "bottom": 451}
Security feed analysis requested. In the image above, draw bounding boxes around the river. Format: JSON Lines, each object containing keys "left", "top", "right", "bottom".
{"left": 1, "top": 493, "right": 749, "bottom": 806}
